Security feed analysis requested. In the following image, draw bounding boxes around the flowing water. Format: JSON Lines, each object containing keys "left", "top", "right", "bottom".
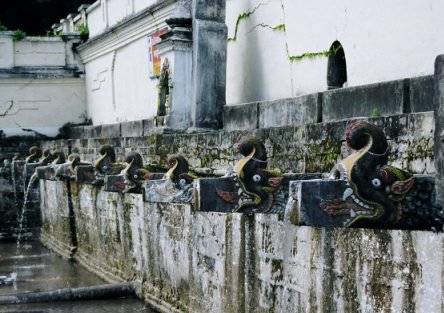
{"left": 16, "top": 172, "right": 38, "bottom": 248}
{"left": 0, "top": 241, "right": 156, "bottom": 312}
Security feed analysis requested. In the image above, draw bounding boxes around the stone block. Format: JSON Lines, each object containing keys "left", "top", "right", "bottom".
{"left": 287, "top": 175, "right": 438, "bottom": 230}
{"left": 121, "top": 120, "right": 143, "bottom": 137}
{"left": 104, "top": 174, "right": 166, "bottom": 193}
{"left": 196, "top": 174, "right": 319, "bottom": 213}
{"left": 322, "top": 79, "right": 404, "bottom": 121}
{"left": 83, "top": 125, "right": 102, "bottom": 138}
{"left": 100, "top": 123, "right": 121, "bottom": 138}
{"left": 223, "top": 102, "right": 258, "bottom": 131}
{"left": 258, "top": 94, "right": 321, "bottom": 128}
{"left": 104, "top": 175, "right": 130, "bottom": 193}
{"left": 75, "top": 165, "right": 98, "bottom": 184}
{"left": 144, "top": 176, "right": 193, "bottom": 203}
{"left": 410, "top": 75, "right": 434, "bottom": 113}
{"left": 434, "top": 54, "right": 444, "bottom": 206}
{"left": 193, "top": 0, "right": 225, "bottom": 22}
{"left": 142, "top": 118, "right": 156, "bottom": 136}
{"left": 24, "top": 163, "right": 39, "bottom": 179}
{"left": 36, "top": 165, "right": 55, "bottom": 180}
{"left": 67, "top": 126, "right": 85, "bottom": 139}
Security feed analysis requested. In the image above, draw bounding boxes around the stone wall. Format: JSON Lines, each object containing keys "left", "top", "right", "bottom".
{"left": 43, "top": 111, "right": 435, "bottom": 175}
{"left": 39, "top": 180, "right": 444, "bottom": 313}
{"left": 36, "top": 109, "right": 441, "bottom": 312}
{"left": 224, "top": 75, "right": 434, "bottom": 131}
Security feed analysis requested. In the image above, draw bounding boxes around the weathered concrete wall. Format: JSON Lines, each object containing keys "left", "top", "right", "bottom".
{"left": 0, "top": 77, "right": 87, "bottom": 137}
{"left": 37, "top": 109, "right": 439, "bottom": 311}
{"left": 44, "top": 111, "right": 435, "bottom": 175}
{"left": 0, "top": 34, "right": 79, "bottom": 68}
{"left": 39, "top": 180, "right": 444, "bottom": 313}
{"left": 72, "top": 185, "right": 137, "bottom": 282}
{"left": 0, "top": 32, "right": 87, "bottom": 138}
{"left": 40, "top": 180, "right": 75, "bottom": 258}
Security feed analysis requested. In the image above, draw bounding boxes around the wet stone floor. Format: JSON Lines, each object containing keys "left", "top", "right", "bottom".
{"left": 0, "top": 241, "right": 156, "bottom": 313}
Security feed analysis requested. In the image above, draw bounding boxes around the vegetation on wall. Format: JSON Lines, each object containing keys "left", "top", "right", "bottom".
{"left": 0, "top": 21, "right": 7, "bottom": 31}
{"left": 227, "top": 3, "right": 340, "bottom": 63}
{"left": 12, "top": 29, "right": 26, "bottom": 41}
{"left": 78, "top": 24, "right": 89, "bottom": 40}
{"left": 228, "top": 2, "right": 269, "bottom": 42}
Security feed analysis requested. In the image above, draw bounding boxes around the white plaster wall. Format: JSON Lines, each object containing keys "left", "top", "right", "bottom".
{"left": 87, "top": 0, "right": 158, "bottom": 38}
{"left": 82, "top": 0, "right": 444, "bottom": 119}
{"left": 134, "top": 0, "right": 157, "bottom": 13}
{"left": 0, "top": 78, "right": 87, "bottom": 137}
{"left": 84, "top": 54, "right": 115, "bottom": 124}
{"left": 226, "top": 0, "right": 292, "bottom": 105}
{"left": 87, "top": 1, "right": 106, "bottom": 38}
{"left": 80, "top": 1, "right": 172, "bottom": 125}
{"left": 84, "top": 38, "right": 157, "bottom": 125}
{"left": 107, "top": 0, "right": 130, "bottom": 27}
{"left": 113, "top": 38, "right": 158, "bottom": 122}
{"left": 14, "top": 38, "right": 66, "bottom": 67}
{"left": 226, "top": 0, "right": 444, "bottom": 105}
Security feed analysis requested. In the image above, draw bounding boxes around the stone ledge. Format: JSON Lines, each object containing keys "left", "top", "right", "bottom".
{"left": 223, "top": 75, "right": 434, "bottom": 130}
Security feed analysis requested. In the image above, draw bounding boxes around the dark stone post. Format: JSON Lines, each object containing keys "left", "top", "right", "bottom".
{"left": 434, "top": 54, "right": 444, "bottom": 206}
{"left": 191, "top": 0, "right": 227, "bottom": 130}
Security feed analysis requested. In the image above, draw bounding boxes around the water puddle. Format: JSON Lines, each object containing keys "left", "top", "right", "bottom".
{"left": 0, "top": 297, "right": 152, "bottom": 313}
{"left": 0, "top": 241, "right": 155, "bottom": 312}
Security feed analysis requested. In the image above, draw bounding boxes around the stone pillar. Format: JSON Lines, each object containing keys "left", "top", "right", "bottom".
{"left": 78, "top": 4, "right": 91, "bottom": 25}
{"left": 155, "top": 3, "right": 193, "bottom": 131}
{"left": 0, "top": 32, "right": 14, "bottom": 68}
{"left": 434, "top": 55, "right": 444, "bottom": 206}
{"left": 61, "top": 34, "right": 84, "bottom": 71}
{"left": 191, "top": 0, "right": 227, "bottom": 130}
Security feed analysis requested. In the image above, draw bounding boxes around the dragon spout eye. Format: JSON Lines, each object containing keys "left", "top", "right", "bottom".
{"left": 179, "top": 178, "right": 187, "bottom": 187}
{"left": 371, "top": 178, "right": 382, "bottom": 187}
{"left": 252, "top": 174, "right": 262, "bottom": 182}
{"left": 133, "top": 174, "right": 138, "bottom": 179}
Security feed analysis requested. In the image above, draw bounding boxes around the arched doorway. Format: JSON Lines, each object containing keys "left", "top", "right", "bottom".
{"left": 327, "top": 41, "right": 347, "bottom": 89}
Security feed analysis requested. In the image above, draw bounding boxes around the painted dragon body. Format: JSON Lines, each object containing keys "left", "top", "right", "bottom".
{"left": 321, "top": 121, "right": 415, "bottom": 227}
{"left": 218, "top": 136, "right": 282, "bottom": 213}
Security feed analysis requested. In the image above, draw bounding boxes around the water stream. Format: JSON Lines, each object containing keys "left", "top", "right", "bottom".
{"left": 16, "top": 172, "right": 38, "bottom": 249}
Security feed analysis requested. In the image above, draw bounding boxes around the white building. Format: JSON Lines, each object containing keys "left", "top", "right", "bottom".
{"left": 79, "top": 0, "right": 444, "bottom": 125}
{"left": 0, "top": 33, "right": 86, "bottom": 137}
{"left": 2, "top": 0, "right": 444, "bottom": 134}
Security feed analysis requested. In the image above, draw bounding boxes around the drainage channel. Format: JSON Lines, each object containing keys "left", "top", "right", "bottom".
{"left": 0, "top": 241, "right": 156, "bottom": 313}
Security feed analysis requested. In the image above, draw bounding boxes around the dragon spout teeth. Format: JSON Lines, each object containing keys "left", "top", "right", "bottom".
{"left": 342, "top": 186, "right": 375, "bottom": 214}
{"left": 342, "top": 188, "right": 354, "bottom": 200}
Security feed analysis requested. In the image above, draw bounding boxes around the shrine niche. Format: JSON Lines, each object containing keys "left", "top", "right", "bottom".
{"left": 156, "top": 57, "right": 171, "bottom": 125}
